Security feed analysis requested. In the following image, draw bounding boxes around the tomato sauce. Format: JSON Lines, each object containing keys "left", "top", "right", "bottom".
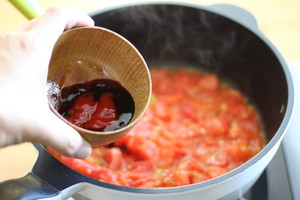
{"left": 48, "top": 68, "right": 265, "bottom": 188}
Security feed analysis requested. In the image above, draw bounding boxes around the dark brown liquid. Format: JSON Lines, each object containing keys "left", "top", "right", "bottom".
{"left": 52, "top": 79, "right": 135, "bottom": 132}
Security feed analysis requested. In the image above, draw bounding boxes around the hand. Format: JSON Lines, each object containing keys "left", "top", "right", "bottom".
{"left": 0, "top": 7, "right": 94, "bottom": 159}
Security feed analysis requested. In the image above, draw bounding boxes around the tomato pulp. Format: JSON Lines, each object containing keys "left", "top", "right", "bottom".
{"left": 48, "top": 68, "right": 265, "bottom": 188}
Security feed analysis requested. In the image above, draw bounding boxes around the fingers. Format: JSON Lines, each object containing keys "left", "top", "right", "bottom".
{"left": 38, "top": 6, "right": 94, "bottom": 31}
{"left": 18, "top": 6, "right": 94, "bottom": 49}
{"left": 0, "top": 82, "right": 92, "bottom": 159}
{"left": 28, "top": 111, "right": 92, "bottom": 159}
{"left": 25, "top": 7, "right": 94, "bottom": 158}
{"left": 0, "top": 7, "right": 94, "bottom": 158}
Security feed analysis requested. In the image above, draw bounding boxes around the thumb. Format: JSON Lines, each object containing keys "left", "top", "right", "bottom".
{"left": 30, "top": 111, "right": 92, "bottom": 159}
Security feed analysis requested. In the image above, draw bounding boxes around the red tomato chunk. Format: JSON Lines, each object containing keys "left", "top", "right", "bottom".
{"left": 48, "top": 68, "right": 265, "bottom": 188}
{"left": 66, "top": 92, "right": 118, "bottom": 131}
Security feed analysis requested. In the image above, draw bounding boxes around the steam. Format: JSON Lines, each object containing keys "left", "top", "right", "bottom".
{"left": 105, "top": 4, "right": 251, "bottom": 70}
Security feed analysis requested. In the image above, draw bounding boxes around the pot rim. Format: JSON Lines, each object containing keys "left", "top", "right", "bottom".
{"left": 41, "top": 1, "right": 295, "bottom": 195}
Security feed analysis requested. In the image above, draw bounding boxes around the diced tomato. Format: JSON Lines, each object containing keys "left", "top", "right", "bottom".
{"left": 207, "top": 151, "right": 228, "bottom": 167}
{"left": 182, "top": 103, "right": 199, "bottom": 122}
{"left": 104, "top": 148, "right": 123, "bottom": 170}
{"left": 152, "top": 101, "right": 172, "bottom": 122}
{"left": 173, "top": 147, "right": 187, "bottom": 159}
{"left": 66, "top": 93, "right": 97, "bottom": 126}
{"left": 172, "top": 170, "right": 190, "bottom": 186}
{"left": 239, "top": 120, "right": 260, "bottom": 137}
{"left": 207, "top": 166, "right": 228, "bottom": 178}
{"left": 190, "top": 171, "right": 210, "bottom": 183}
{"left": 186, "top": 160, "right": 206, "bottom": 173}
{"left": 198, "top": 74, "right": 220, "bottom": 91}
{"left": 131, "top": 161, "right": 154, "bottom": 173}
{"left": 127, "top": 137, "right": 159, "bottom": 160}
{"left": 48, "top": 68, "right": 265, "bottom": 188}
{"left": 228, "top": 139, "right": 252, "bottom": 162}
{"left": 156, "top": 146, "right": 175, "bottom": 169}
{"left": 125, "top": 173, "right": 154, "bottom": 188}
{"left": 84, "top": 92, "right": 118, "bottom": 130}
{"left": 204, "top": 136, "right": 218, "bottom": 146}
{"left": 203, "top": 117, "right": 229, "bottom": 136}
{"left": 70, "top": 159, "right": 102, "bottom": 177}
{"left": 114, "top": 133, "right": 132, "bottom": 146}
{"left": 66, "top": 92, "right": 118, "bottom": 131}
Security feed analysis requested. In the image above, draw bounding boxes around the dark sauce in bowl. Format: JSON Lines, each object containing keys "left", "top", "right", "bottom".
{"left": 48, "top": 79, "right": 135, "bottom": 132}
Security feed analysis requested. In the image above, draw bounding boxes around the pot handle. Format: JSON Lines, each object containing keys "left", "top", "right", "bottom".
{"left": 0, "top": 172, "right": 61, "bottom": 200}
{"left": 207, "top": 4, "right": 259, "bottom": 32}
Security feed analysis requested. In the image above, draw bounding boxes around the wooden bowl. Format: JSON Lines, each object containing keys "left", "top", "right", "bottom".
{"left": 47, "top": 27, "right": 151, "bottom": 147}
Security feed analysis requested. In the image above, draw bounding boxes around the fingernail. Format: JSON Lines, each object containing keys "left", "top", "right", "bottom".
{"left": 74, "top": 142, "right": 92, "bottom": 159}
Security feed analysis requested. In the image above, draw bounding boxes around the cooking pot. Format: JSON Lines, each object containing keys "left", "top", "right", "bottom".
{"left": 0, "top": 2, "right": 294, "bottom": 200}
